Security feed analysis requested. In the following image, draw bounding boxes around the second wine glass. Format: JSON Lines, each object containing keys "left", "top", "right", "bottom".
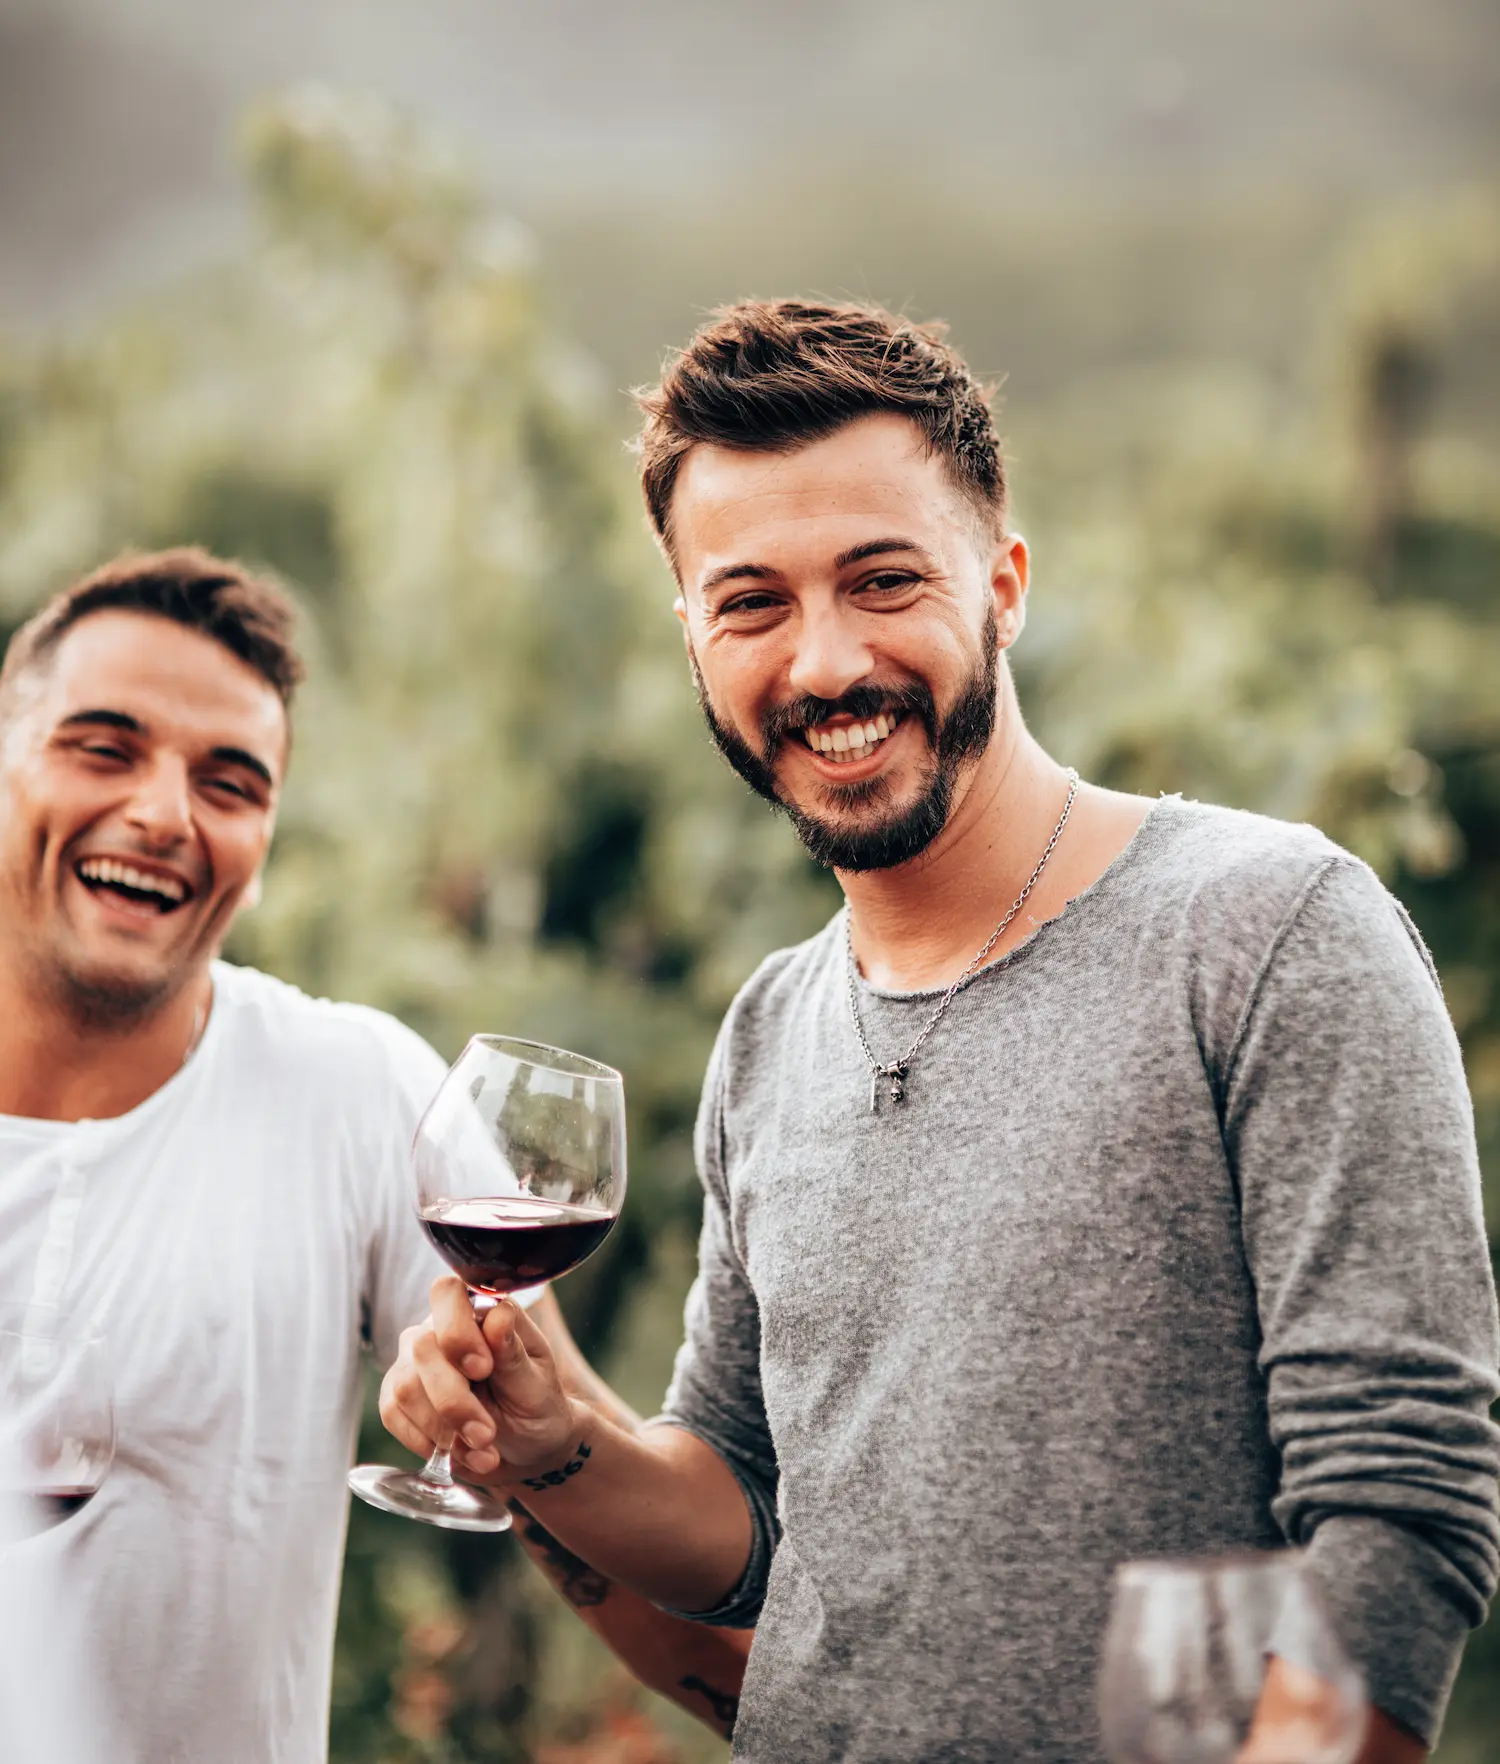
{"left": 349, "top": 1035, "right": 626, "bottom": 1532}
{"left": 0, "top": 1304, "right": 114, "bottom": 1536}
{"left": 1098, "top": 1550, "right": 1366, "bottom": 1764}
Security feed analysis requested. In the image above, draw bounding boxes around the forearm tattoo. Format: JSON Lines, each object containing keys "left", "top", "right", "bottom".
{"left": 506, "top": 1501, "right": 610, "bottom": 1610}
{"left": 679, "top": 1674, "right": 740, "bottom": 1736}
{"left": 518, "top": 1439, "right": 592, "bottom": 1494}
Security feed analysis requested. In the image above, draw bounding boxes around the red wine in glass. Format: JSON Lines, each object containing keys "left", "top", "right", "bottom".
{"left": 421, "top": 1195, "right": 616, "bottom": 1294}
{"left": 34, "top": 1487, "right": 99, "bottom": 1526}
{"left": 1, "top": 1307, "right": 114, "bottom": 1535}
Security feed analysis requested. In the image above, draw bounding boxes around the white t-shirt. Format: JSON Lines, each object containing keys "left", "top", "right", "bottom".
{"left": 0, "top": 1447, "right": 111, "bottom": 1762}
{"left": 0, "top": 960, "right": 470, "bottom": 1764}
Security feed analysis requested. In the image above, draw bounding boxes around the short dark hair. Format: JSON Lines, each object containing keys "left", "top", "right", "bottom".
{"left": 634, "top": 299, "right": 1006, "bottom": 563}
{"left": 1, "top": 546, "right": 305, "bottom": 708}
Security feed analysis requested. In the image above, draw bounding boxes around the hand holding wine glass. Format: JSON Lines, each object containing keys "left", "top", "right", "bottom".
{"left": 350, "top": 1034, "right": 625, "bottom": 1532}
{"left": 401, "top": 1274, "right": 591, "bottom": 1484}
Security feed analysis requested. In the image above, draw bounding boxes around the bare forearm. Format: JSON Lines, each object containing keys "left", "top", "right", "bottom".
{"left": 508, "top": 1497, "right": 750, "bottom": 1736}
{"left": 493, "top": 1405, "right": 753, "bottom": 1614}
{"left": 508, "top": 1292, "right": 751, "bottom": 1733}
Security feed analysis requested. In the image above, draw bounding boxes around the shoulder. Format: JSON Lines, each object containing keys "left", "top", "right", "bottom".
{"left": 1152, "top": 797, "right": 1422, "bottom": 948}
{"left": 1148, "top": 796, "right": 1344, "bottom": 897}
{"left": 1130, "top": 799, "right": 1439, "bottom": 1049}
{"left": 1136, "top": 797, "right": 1364, "bottom": 956}
{"left": 208, "top": 962, "right": 448, "bottom": 1103}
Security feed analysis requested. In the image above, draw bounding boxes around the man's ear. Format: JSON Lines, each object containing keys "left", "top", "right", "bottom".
{"left": 991, "top": 532, "right": 1030, "bottom": 649}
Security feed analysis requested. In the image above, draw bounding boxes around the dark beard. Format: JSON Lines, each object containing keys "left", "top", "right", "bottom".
{"left": 690, "top": 607, "right": 999, "bottom": 872}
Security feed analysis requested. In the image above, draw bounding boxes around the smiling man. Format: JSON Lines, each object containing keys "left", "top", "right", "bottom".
{"left": 0, "top": 550, "right": 482, "bottom": 1764}
{"left": 0, "top": 547, "right": 751, "bottom": 1761}
{"left": 387, "top": 302, "right": 1500, "bottom": 1763}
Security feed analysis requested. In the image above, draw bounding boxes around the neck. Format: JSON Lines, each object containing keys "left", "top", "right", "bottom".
{"left": 0, "top": 953, "right": 211, "bottom": 1123}
{"left": 840, "top": 706, "right": 1075, "bottom": 992}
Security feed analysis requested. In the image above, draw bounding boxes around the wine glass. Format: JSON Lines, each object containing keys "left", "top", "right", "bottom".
{"left": 1098, "top": 1551, "right": 1366, "bottom": 1764}
{"left": 0, "top": 1305, "right": 114, "bottom": 1536}
{"left": 349, "top": 1035, "right": 626, "bottom": 1532}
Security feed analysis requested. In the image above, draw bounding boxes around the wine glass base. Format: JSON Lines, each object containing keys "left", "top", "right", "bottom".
{"left": 347, "top": 1464, "right": 514, "bottom": 1533}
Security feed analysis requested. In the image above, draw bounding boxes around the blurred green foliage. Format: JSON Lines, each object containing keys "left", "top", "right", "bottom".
{"left": 0, "top": 88, "right": 1495, "bottom": 1763}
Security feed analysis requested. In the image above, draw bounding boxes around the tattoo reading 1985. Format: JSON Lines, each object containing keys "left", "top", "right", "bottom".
{"left": 520, "top": 1440, "right": 591, "bottom": 1494}
{"left": 679, "top": 1674, "right": 740, "bottom": 1736}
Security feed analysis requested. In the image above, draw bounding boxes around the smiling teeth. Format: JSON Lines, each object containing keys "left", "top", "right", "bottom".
{"left": 804, "top": 713, "right": 899, "bottom": 763}
{"left": 77, "top": 858, "right": 187, "bottom": 902}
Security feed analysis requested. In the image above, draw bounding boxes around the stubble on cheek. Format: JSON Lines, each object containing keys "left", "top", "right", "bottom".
{"left": 42, "top": 911, "right": 198, "bottom": 1027}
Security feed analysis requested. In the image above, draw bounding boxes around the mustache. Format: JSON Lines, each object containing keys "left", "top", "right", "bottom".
{"left": 761, "top": 681, "right": 937, "bottom": 750}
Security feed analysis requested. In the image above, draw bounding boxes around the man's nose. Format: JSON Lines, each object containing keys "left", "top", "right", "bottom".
{"left": 124, "top": 759, "right": 192, "bottom": 848}
{"left": 787, "top": 604, "right": 874, "bottom": 705}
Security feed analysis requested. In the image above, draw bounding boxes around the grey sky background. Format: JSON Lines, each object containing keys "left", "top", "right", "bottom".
{"left": 1, "top": 0, "right": 1496, "bottom": 427}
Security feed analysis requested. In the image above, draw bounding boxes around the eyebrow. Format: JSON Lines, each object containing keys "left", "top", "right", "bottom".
{"left": 699, "top": 537, "right": 930, "bottom": 595}
{"left": 210, "top": 746, "right": 276, "bottom": 788}
{"left": 833, "top": 537, "right": 930, "bottom": 570}
{"left": 700, "top": 560, "right": 779, "bottom": 595}
{"left": 58, "top": 709, "right": 276, "bottom": 788}
{"left": 60, "top": 709, "right": 143, "bottom": 735}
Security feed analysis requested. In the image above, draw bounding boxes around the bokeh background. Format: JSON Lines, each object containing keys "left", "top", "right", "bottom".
{"left": 1, "top": 1, "right": 1497, "bottom": 1758}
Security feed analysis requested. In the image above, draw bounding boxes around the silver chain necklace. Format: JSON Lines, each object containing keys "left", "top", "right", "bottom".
{"left": 845, "top": 768, "right": 1079, "bottom": 1112}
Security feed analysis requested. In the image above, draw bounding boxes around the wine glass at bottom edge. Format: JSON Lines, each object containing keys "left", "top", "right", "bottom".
{"left": 349, "top": 1034, "right": 626, "bottom": 1532}
{"left": 1098, "top": 1549, "right": 1367, "bottom": 1764}
{"left": 0, "top": 1305, "right": 115, "bottom": 1537}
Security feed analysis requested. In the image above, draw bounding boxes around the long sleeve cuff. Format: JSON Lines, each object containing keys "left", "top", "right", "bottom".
{"left": 1300, "top": 1514, "right": 1480, "bottom": 1745}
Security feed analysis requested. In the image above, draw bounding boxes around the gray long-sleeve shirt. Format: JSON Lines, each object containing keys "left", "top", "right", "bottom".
{"left": 658, "top": 797, "right": 1500, "bottom": 1762}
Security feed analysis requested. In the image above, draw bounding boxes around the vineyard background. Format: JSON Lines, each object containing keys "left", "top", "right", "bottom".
{"left": 0, "top": 3, "right": 1496, "bottom": 1756}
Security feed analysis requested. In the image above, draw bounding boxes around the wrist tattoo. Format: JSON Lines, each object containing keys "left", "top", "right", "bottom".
{"left": 679, "top": 1674, "right": 739, "bottom": 1736}
{"left": 506, "top": 1501, "right": 610, "bottom": 1609}
{"left": 519, "top": 1439, "right": 592, "bottom": 1494}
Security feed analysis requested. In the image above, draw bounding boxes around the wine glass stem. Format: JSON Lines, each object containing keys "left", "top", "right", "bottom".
{"left": 419, "top": 1288, "right": 488, "bottom": 1491}
{"left": 421, "top": 1447, "right": 456, "bottom": 1488}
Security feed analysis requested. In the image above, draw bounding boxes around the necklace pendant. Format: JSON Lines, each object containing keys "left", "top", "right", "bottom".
{"left": 870, "top": 1062, "right": 907, "bottom": 1111}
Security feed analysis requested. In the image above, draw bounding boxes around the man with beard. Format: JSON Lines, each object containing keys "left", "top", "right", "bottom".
{"left": 0, "top": 546, "right": 753, "bottom": 1760}
{"left": 381, "top": 302, "right": 1500, "bottom": 1762}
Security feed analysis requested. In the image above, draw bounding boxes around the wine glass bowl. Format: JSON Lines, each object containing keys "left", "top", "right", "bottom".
{"left": 1098, "top": 1550, "right": 1366, "bottom": 1764}
{"left": 349, "top": 1035, "right": 626, "bottom": 1532}
{"left": 414, "top": 1036, "right": 625, "bottom": 1297}
{"left": 0, "top": 1307, "right": 114, "bottom": 1535}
